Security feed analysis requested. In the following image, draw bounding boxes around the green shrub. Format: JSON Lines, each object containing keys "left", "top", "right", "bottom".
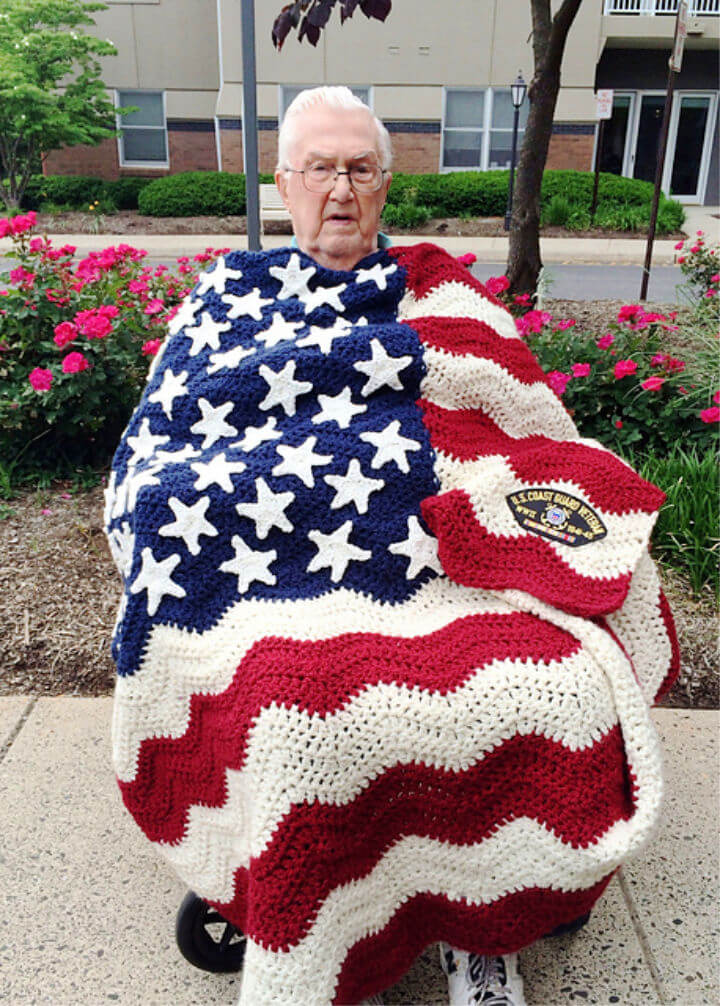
{"left": 110, "top": 176, "right": 156, "bottom": 210}
{"left": 23, "top": 175, "right": 115, "bottom": 211}
{"left": 566, "top": 206, "right": 591, "bottom": 231}
{"left": 382, "top": 203, "right": 431, "bottom": 228}
{"left": 542, "top": 195, "right": 571, "bottom": 227}
{"left": 138, "top": 171, "right": 247, "bottom": 216}
{"left": 633, "top": 447, "right": 719, "bottom": 596}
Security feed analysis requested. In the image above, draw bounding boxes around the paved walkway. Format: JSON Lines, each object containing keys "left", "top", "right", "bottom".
{"left": 0, "top": 699, "right": 717, "bottom": 1005}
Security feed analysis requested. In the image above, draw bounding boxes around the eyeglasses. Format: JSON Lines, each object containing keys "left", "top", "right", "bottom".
{"left": 286, "top": 161, "right": 387, "bottom": 194}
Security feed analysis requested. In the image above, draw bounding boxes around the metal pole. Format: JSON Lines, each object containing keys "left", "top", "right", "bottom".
{"left": 241, "top": 0, "right": 261, "bottom": 251}
{"left": 639, "top": 68, "right": 676, "bottom": 301}
{"left": 590, "top": 118, "right": 605, "bottom": 225}
{"left": 504, "top": 104, "right": 520, "bottom": 232}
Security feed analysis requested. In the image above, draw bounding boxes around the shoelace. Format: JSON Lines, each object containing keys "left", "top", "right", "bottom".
{"left": 466, "top": 954, "right": 512, "bottom": 1005}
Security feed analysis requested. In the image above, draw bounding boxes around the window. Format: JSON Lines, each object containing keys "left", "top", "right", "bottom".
{"left": 116, "top": 90, "right": 168, "bottom": 167}
{"left": 279, "top": 85, "right": 372, "bottom": 122}
{"left": 442, "top": 88, "right": 528, "bottom": 171}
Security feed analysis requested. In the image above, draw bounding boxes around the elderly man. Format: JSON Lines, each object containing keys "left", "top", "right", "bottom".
{"left": 104, "top": 87, "right": 678, "bottom": 1006}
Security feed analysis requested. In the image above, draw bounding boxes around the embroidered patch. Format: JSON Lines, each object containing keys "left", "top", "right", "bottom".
{"left": 506, "top": 488, "right": 607, "bottom": 547}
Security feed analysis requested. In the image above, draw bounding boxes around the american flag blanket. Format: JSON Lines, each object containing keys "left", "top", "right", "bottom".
{"left": 104, "top": 242, "right": 679, "bottom": 1005}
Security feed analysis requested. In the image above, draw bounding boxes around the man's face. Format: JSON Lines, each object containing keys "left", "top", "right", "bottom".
{"left": 275, "top": 104, "right": 391, "bottom": 272}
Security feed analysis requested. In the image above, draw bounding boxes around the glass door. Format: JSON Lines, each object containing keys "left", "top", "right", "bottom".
{"left": 668, "top": 95, "right": 714, "bottom": 202}
{"left": 632, "top": 94, "right": 665, "bottom": 183}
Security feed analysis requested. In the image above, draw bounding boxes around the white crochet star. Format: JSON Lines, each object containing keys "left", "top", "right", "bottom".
{"left": 232, "top": 417, "right": 282, "bottom": 452}
{"left": 296, "top": 318, "right": 353, "bottom": 355}
{"left": 196, "top": 257, "right": 244, "bottom": 296}
{"left": 222, "top": 287, "right": 274, "bottom": 321}
{"left": 219, "top": 535, "right": 277, "bottom": 593}
{"left": 190, "top": 451, "right": 246, "bottom": 493}
{"left": 307, "top": 520, "right": 371, "bottom": 582}
{"left": 311, "top": 387, "right": 367, "bottom": 429}
{"left": 108, "top": 521, "right": 134, "bottom": 578}
{"left": 235, "top": 477, "right": 295, "bottom": 539}
{"left": 185, "top": 311, "right": 232, "bottom": 357}
{"left": 148, "top": 368, "right": 189, "bottom": 420}
{"left": 258, "top": 360, "right": 313, "bottom": 416}
{"left": 208, "top": 344, "right": 256, "bottom": 375}
{"left": 168, "top": 296, "right": 203, "bottom": 335}
{"left": 269, "top": 253, "right": 316, "bottom": 300}
{"left": 355, "top": 262, "right": 397, "bottom": 291}
{"left": 272, "top": 436, "right": 333, "bottom": 488}
{"left": 324, "top": 459, "right": 384, "bottom": 515}
{"left": 153, "top": 444, "right": 201, "bottom": 465}
{"left": 254, "top": 312, "right": 304, "bottom": 348}
{"left": 190, "top": 398, "right": 239, "bottom": 449}
{"left": 125, "top": 462, "right": 164, "bottom": 513}
{"left": 158, "top": 496, "right": 218, "bottom": 556}
{"left": 126, "top": 417, "right": 170, "bottom": 465}
{"left": 360, "top": 421, "right": 421, "bottom": 473}
{"left": 389, "top": 515, "right": 444, "bottom": 579}
{"left": 301, "top": 282, "right": 347, "bottom": 314}
{"left": 130, "top": 546, "right": 186, "bottom": 616}
{"left": 353, "top": 338, "right": 413, "bottom": 397}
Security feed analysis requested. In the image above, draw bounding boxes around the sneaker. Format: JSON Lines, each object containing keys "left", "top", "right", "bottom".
{"left": 439, "top": 942, "right": 526, "bottom": 1005}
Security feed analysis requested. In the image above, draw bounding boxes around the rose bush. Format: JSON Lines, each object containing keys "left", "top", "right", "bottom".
{"left": 483, "top": 277, "right": 718, "bottom": 457}
{"left": 0, "top": 213, "right": 226, "bottom": 472}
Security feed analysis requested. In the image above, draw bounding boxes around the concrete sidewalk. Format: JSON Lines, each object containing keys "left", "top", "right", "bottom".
{"left": 0, "top": 231, "right": 687, "bottom": 265}
{"left": 0, "top": 699, "right": 717, "bottom": 1005}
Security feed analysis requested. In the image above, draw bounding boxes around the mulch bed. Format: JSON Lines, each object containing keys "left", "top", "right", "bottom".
{"left": 29, "top": 210, "right": 686, "bottom": 242}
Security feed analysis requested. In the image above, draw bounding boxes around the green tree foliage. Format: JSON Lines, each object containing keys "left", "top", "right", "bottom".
{"left": 0, "top": 0, "right": 129, "bottom": 210}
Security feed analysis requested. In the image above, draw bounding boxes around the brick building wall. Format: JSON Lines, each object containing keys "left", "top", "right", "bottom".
{"left": 546, "top": 126, "right": 595, "bottom": 172}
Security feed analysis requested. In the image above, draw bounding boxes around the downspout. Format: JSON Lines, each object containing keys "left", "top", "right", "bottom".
{"left": 214, "top": 0, "right": 224, "bottom": 171}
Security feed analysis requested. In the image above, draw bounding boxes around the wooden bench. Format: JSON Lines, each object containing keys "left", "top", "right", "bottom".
{"left": 259, "top": 183, "right": 292, "bottom": 232}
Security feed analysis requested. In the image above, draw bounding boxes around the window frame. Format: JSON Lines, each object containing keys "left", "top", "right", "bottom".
{"left": 115, "top": 89, "right": 169, "bottom": 170}
{"left": 441, "top": 87, "right": 527, "bottom": 172}
{"left": 277, "top": 84, "right": 374, "bottom": 124}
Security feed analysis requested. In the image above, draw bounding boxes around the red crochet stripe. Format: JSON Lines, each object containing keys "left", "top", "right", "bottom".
{"left": 421, "top": 489, "right": 632, "bottom": 617}
{"left": 120, "top": 613, "right": 583, "bottom": 843}
{"left": 653, "top": 588, "right": 681, "bottom": 704}
{"left": 418, "top": 400, "right": 665, "bottom": 515}
{"left": 333, "top": 877, "right": 614, "bottom": 1004}
{"left": 389, "top": 242, "right": 506, "bottom": 310}
{"left": 208, "top": 726, "right": 632, "bottom": 949}
{"left": 410, "top": 316, "right": 544, "bottom": 385}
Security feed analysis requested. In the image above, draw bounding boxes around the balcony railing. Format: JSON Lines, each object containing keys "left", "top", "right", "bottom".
{"left": 604, "top": 1, "right": 719, "bottom": 13}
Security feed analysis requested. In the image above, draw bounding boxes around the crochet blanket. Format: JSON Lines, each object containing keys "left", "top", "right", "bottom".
{"left": 104, "top": 242, "right": 679, "bottom": 1005}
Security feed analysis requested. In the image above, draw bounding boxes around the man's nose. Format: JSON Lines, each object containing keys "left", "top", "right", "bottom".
{"left": 330, "top": 171, "right": 354, "bottom": 200}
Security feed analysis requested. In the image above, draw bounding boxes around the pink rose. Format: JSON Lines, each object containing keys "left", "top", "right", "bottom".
{"left": 514, "top": 293, "right": 531, "bottom": 306}
{"left": 29, "top": 367, "right": 53, "bottom": 392}
{"left": 614, "top": 359, "right": 638, "bottom": 379}
{"left": 618, "top": 304, "right": 642, "bottom": 323}
{"left": 80, "top": 313, "right": 113, "bottom": 339}
{"left": 144, "top": 298, "right": 165, "bottom": 315}
{"left": 641, "top": 376, "right": 666, "bottom": 391}
{"left": 484, "top": 275, "right": 510, "bottom": 295}
{"left": 677, "top": 255, "right": 685, "bottom": 264}
{"left": 142, "top": 338, "right": 163, "bottom": 356}
{"left": 571, "top": 363, "right": 591, "bottom": 377}
{"left": 650, "top": 353, "right": 667, "bottom": 367}
{"left": 665, "top": 357, "right": 685, "bottom": 373}
{"left": 713, "top": 390, "right": 720, "bottom": 404}
{"left": 710, "top": 274, "right": 720, "bottom": 284}
{"left": 61, "top": 351, "right": 89, "bottom": 374}
{"left": 556, "top": 319, "right": 576, "bottom": 331}
{"left": 547, "top": 370, "right": 570, "bottom": 396}
{"left": 614, "top": 420, "right": 623, "bottom": 429}
{"left": 700, "top": 406, "right": 720, "bottom": 424}
{"left": 98, "top": 304, "right": 120, "bottom": 318}
{"left": 53, "top": 321, "right": 78, "bottom": 348}
{"left": 690, "top": 245, "right": 700, "bottom": 254}
{"left": 674, "top": 240, "right": 685, "bottom": 250}
{"left": 597, "top": 332, "right": 614, "bottom": 349}
{"left": 0, "top": 218, "right": 13, "bottom": 238}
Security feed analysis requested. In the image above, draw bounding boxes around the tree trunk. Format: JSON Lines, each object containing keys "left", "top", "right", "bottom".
{"left": 507, "top": 0, "right": 584, "bottom": 295}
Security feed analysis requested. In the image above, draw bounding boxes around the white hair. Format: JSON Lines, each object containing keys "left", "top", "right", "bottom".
{"left": 277, "top": 85, "right": 392, "bottom": 171}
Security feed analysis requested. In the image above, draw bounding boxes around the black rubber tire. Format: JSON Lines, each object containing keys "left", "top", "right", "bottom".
{"left": 545, "top": 911, "right": 592, "bottom": 939}
{"left": 175, "top": 891, "right": 246, "bottom": 973}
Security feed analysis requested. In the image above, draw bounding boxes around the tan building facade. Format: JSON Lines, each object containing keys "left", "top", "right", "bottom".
{"left": 43, "top": 0, "right": 719, "bottom": 204}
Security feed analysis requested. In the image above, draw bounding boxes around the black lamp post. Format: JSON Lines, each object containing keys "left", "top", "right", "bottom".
{"left": 504, "top": 72, "right": 527, "bottom": 232}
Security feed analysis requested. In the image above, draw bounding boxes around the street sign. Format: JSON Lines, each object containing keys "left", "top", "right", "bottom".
{"left": 670, "top": 0, "right": 689, "bottom": 73}
{"left": 596, "top": 89, "right": 614, "bottom": 121}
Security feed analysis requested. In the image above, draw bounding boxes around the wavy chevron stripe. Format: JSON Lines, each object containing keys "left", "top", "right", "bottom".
{"left": 105, "top": 240, "right": 678, "bottom": 1006}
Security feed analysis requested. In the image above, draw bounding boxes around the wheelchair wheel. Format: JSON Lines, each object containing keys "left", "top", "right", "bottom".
{"left": 175, "top": 890, "right": 246, "bottom": 973}
{"left": 545, "top": 911, "right": 591, "bottom": 939}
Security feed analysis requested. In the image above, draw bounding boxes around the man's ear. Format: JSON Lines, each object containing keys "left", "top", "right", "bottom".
{"left": 275, "top": 169, "right": 291, "bottom": 209}
{"left": 381, "top": 171, "right": 392, "bottom": 205}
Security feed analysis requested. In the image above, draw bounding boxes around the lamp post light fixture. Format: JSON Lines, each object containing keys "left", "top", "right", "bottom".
{"left": 504, "top": 71, "right": 527, "bottom": 232}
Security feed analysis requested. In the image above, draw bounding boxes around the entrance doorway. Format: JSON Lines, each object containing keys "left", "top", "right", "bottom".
{"left": 598, "top": 90, "right": 717, "bottom": 203}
